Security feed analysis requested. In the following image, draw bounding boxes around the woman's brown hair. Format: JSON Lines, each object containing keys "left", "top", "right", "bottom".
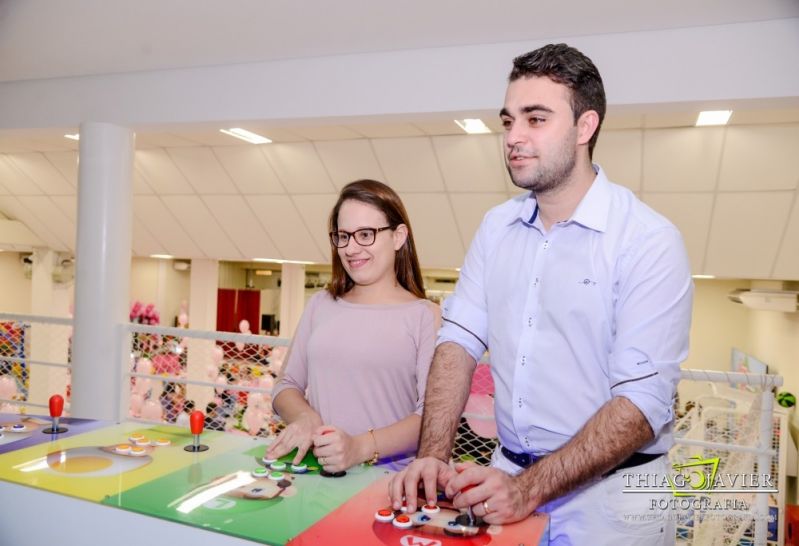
{"left": 327, "top": 179, "right": 425, "bottom": 299}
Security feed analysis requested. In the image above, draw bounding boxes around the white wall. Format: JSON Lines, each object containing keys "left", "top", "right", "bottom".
{"left": 129, "top": 258, "right": 190, "bottom": 326}
{"left": 0, "top": 252, "right": 32, "bottom": 314}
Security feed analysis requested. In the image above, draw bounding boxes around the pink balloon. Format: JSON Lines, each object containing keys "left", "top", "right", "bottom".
{"left": 214, "top": 374, "right": 227, "bottom": 395}
{"left": 470, "top": 364, "right": 495, "bottom": 395}
{"left": 212, "top": 346, "right": 224, "bottom": 364}
{"left": 206, "top": 363, "right": 218, "bottom": 380}
{"left": 238, "top": 319, "right": 250, "bottom": 334}
{"left": 0, "top": 376, "right": 18, "bottom": 400}
{"left": 135, "top": 357, "right": 153, "bottom": 375}
{"left": 140, "top": 399, "right": 163, "bottom": 421}
{"left": 235, "top": 341, "right": 245, "bottom": 351}
{"left": 243, "top": 407, "right": 263, "bottom": 435}
{"left": 257, "top": 376, "right": 274, "bottom": 391}
{"left": 463, "top": 393, "right": 497, "bottom": 439}
{"left": 248, "top": 392, "right": 264, "bottom": 409}
{"left": 132, "top": 377, "right": 152, "bottom": 396}
{"left": 129, "top": 393, "right": 144, "bottom": 416}
{"left": 178, "top": 312, "right": 188, "bottom": 327}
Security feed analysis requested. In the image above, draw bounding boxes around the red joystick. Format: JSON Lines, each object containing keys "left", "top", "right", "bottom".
{"left": 184, "top": 410, "right": 209, "bottom": 453}
{"left": 44, "top": 394, "right": 67, "bottom": 435}
{"left": 190, "top": 410, "right": 204, "bottom": 435}
{"left": 49, "top": 394, "right": 64, "bottom": 418}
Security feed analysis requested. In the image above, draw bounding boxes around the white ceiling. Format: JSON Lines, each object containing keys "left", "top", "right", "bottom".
{"left": 0, "top": 1, "right": 798, "bottom": 280}
{"left": 2, "top": 0, "right": 797, "bottom": 82}
{"left": 1, "top": 120, "right": 799, "bottom": 279}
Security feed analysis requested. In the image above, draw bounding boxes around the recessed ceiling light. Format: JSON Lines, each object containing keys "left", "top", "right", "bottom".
{"left": 252, "top": 258, "right": 314, "bottom": 265}
{"left": 150, "top": 254, "right": 174, "bottom": 260}
{"left": 64, "top": 134, "right": 80, "bottom": 141}
{"left": 454, "top": 119, "right": 491, "bottom": 134}
{"left": 255, "top": 270, "right": 273, "bottom": 276}
{"left": 220, "top": 128, "right": 272, "bottom": 144}
{"left": 692, "top": 274, "right": 716, "bottom": 279}
{"left": 695, "top": 111, "right": 732, "bottom": 127}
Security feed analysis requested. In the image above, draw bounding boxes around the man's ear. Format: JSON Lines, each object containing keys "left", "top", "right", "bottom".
{"left": 576, "top": 110, "right": 600, "bottom": 147}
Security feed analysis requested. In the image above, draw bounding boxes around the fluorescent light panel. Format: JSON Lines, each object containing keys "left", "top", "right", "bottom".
{"left": 150, "top": 254, "right": 174, "bottom": 260}
{"left": 695, "top": 111, "right": 732, "bottom": 127}
{"left": 64, "top": 134, "right": 80, "bottom": 141}
{"left": 454, "top": 119, "right": 491, "bottom": 134}
{"left": 220, "top": 128, "right": 272, "bottom": 144}
{"left": 692, "top": 274, "right": 716, "bottom": 279}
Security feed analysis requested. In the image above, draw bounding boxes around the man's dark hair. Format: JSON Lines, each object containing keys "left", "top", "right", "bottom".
{"left": 510, "top": 43, "right": 606, "bottom": 158}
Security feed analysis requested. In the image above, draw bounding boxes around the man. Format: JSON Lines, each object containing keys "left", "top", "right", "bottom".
{"left": 389, "top": 43, "right": 692, "bottom": 545}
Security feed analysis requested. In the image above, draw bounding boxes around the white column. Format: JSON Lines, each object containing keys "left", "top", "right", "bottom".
{"left": 70, "top": 122, "right": 134, "bottom": 420}
{"left": 186, "top": 259, "right": 219, "bottom": 411}
{"left": 28, "top": 248, "right": 69, "bottom": 405}
{"left": 278, "top": 263, "right": 305, "bottom": 338}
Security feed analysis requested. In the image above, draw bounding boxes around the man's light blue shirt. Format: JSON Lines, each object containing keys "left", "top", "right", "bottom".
{"left": 439, "top": 165, "right": 693, "bottom": 456}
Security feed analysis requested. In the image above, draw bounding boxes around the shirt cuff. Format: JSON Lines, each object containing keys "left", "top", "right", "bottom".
{"left": 612, "top": 380, "right": 674, "bottom": 437}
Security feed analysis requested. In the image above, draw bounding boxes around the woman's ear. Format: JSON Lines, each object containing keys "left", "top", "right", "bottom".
{"left": 393, "top": 224, "right": 409, "bottom": 251}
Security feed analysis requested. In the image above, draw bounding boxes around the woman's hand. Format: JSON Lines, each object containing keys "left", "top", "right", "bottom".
{"left": 312, "top": 426, "right": 369, "bottom": 473}
{"left": 265, "top": 411, "right": 323, "bottom": 465}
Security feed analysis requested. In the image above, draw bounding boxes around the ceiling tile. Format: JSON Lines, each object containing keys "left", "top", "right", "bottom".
{"left": 642, "top": 127, "right": 724, "bottom": 192}
{"left": 731, "top": 109, "right": 799, "bottom": 125}
{"left": 399, "top": 192, "right": 464, "bottom": 268}
{"left": 289, "top": 126, "right": 363, "bottom": 141}
{"left": 135, "top": 149, "right": 195, "bottom": 194}
{"left": 131, "top": 217, "right": 167, "bottom": 257}
{"left": 201, "top": 195, "right": 280, "bottom": 259}
{"left": 16, "top": 196, "right": 76, "bottom": 250}
{"left": 133, "top": 195, "right": 202, "bottom": 258}
{"left": 292, "top": 193, "right": 338, "bottom": 260}
{"left": 133, "top": 166, "right": 154, "bottom": 195}
{"left": 44, "top": 151, "right": 79, "bottom": 187}
{"left": 0, "top": 196, "right": 67, "bottom": 251}
{"left": 7, "top": 153, "right": 75, "bottom": 195}
{"left": 705, "top": 192, "right": 793, "bottom": 279}
{"left": 314, "top": 140, "right": 384, "bottom": 190}
{"left": 135, "top": 133, "right": 203, "bottom": 149}
{"left": 371, "top": 138, "right": 445, "bottom": 192}
{"left": 167, "top": 147, "right": 238, "bottom": 194}
{"left": 0, "top": 155, "right": 42, "bottom": 195}
{"left": 161, "top": 195, "right": 241, "bottom": 260}
{"left": 432, "top": 135, "right": 506, "bottom": 192}
{"left": 261, "top": 143, "right": 336, "bottom": 194}
{"left": 718, "top": 125, "right": 799, "bottom": 191}
{"left": 247, "top": 195, "right": 326, "bottom": 262}
{"left": 346, "top": 123, "right": 424, "bottom": 138}
{"left": 641, "top": 192, "right": 714, "bottom": 274}
{"left": 594, "top": 130, "right": 642, "bottom": 192}
{"left": 772, "top": 196, "right": 799, "bottom": 280}
{"left": 49, "top": 195, "right": 77, "bottom": 223}
{"left": 449, "top": 193, "right": 510, "bottom": 247}
{"left": 414, "top": 120, "right": 464, "bottom": 136}
{"left": 213, "top": 146, "right": 285, "bottom": 194}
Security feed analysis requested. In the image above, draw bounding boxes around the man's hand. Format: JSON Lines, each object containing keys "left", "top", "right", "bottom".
{"left": 388, "top": 457, "right": 456, "bottom": 514}
{"left": 265, "top": 411, "right": 322, "bottom": 465}
{"left": 446, "top": 462, "right": 537, "bottom": 525}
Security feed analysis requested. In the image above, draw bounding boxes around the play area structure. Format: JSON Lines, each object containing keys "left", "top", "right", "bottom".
{"left": 0, "top": 313, "right": 795, "bottom": 545}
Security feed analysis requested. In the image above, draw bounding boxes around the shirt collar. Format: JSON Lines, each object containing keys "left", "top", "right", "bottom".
{"left": 510, "top": 164, "right": 611, "bottom": 233}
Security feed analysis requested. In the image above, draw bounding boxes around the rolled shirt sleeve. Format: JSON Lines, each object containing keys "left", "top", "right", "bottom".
{"left": 609, "top": 226, "right": 693, "bottom": 437}
{"left": 437, "top": 216, "right": 490, "bottom": 363}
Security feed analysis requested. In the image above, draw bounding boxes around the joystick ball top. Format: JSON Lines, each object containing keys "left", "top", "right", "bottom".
{"left": 189, "top": 410, "right": 205, "bottom": 435}
{"left": 49, "top": 394, "right": 64, "bottom": 418}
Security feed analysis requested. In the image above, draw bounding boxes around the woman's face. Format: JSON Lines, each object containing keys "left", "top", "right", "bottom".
{"left": 335, "top": 200, "right": 406, "bottom": 289}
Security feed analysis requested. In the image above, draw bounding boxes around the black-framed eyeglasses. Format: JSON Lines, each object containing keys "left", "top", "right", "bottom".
{"left": 329, "top": 226, "right": 393, "bottom": 248}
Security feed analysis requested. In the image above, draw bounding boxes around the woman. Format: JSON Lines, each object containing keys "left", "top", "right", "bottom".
{"left": 268, "top": 179, "right": 439, "bottom": 471}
